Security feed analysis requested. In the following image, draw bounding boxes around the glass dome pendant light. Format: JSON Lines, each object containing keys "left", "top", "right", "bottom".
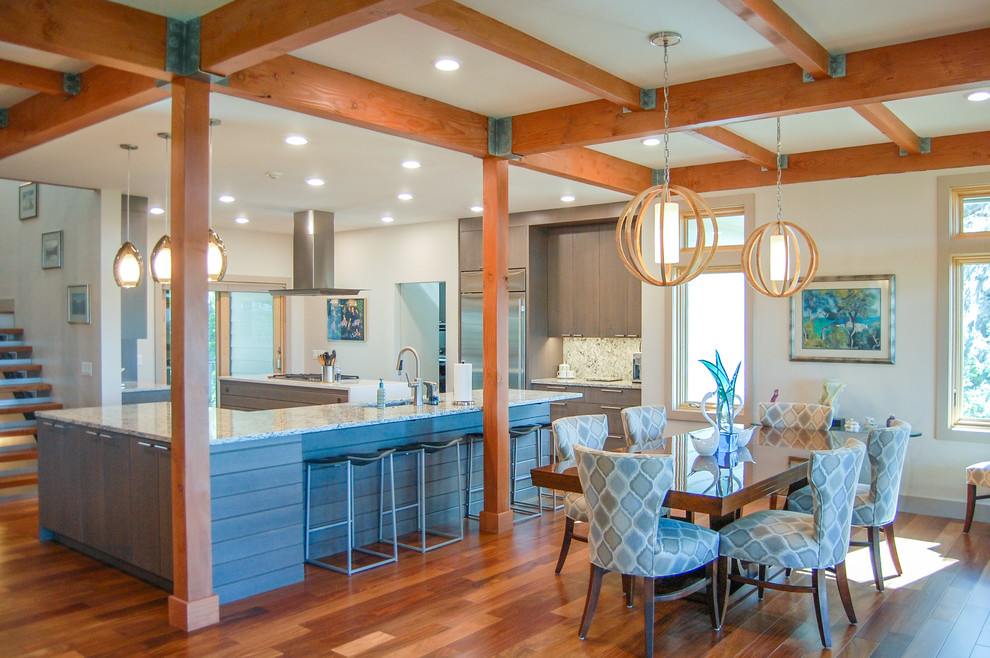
{"left": 113, "top": 144, "right": 144, "bottom": 288}
{"left": 207, "top": 119, "right": 227, "bottom": 282}
{"left": 615, "top": 31, "right": 719, "bottom": 287}
{"left": 150, "top": 132, "right": 172, "bottom": 284}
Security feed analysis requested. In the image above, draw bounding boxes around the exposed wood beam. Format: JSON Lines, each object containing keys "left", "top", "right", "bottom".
{"left": 690, "top": 126, "right": 779, "bottom": 170}
{"left": 511, "top": 27, "right": 990, "bottom": 154}
{"left": 714, "top": 0, "right": 830, "bottom": 78}
{"left": 511, "top": 147, "right": 650, "bottom": 195}
{"left": 0, "top": 66, "right": 168, "bottom": 160}
{"left": 0, "top": 0, "right": 168, "bottom": 79}
{"left": 672, "top": 129, "right": 990, "bottom": 194}
{"left": 224, "top": 55, "right": 489, "bottom": 157}
{"left": 200, "top": 0, "right": 433, "bottom": 76}
{"left": 406, "top": 0, "right": 643, "bottom": 109}
{"left": 852, "top": 103, "right": 923, "bottom": 155}
{"left": 0, "top": 59, "right": 66, "bottom": 96}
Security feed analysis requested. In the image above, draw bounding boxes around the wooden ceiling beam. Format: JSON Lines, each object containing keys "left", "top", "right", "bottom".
{"left": 200, "top": 0, "right": 433, "bottom": 76}
{"left": 0, "top": 59, "right": 67, "bottom": 96}
{"left": 224, "top": 55, "right": 489, "bottom": 157}
{"left": 406, "top": 0, "right": 644, "bottom": 109}
{"left": 852, "top": 103, "right": 923, "bottom": 154}
{"left": 690, "top": 126, "right": 779, "bottom": 170}
{"left": 511, "top": 147, "right": 652, "bottom": 196}
{"left": 511, "top": 27, "right": 990, "bottom": 155}
{"left": 0, "top": 0, "right": 168, "bottom": 79}
{"left": 714, "top": 0, "right": 830, "bottom": 79}
{"left": 0, "top": 66, "right": 169, "bottom": 159}
{"left": 673, "top": 129, "right": 990, "bottom": 194}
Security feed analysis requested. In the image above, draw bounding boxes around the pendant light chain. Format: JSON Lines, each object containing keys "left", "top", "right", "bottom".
{"left": 662, "top": 40, "right": 671, "bottom": 186}
{"left": 776, "top": 117, "right": 783, "bottom": 223}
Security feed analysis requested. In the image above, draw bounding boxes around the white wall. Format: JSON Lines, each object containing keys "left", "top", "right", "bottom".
{"left": 300, "top": 219, "right": 459, "bottom": 380}
{"left": 641, "top": 164, "right": 990, "bottom": 520}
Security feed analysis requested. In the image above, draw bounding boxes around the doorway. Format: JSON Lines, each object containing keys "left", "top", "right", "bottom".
{"left": 397, "top": 282, "right": 446, "bottom": 392}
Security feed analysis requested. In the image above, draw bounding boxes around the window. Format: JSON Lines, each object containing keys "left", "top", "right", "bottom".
{"left": 936, "top": 177, "right": 990, "bottom": 441}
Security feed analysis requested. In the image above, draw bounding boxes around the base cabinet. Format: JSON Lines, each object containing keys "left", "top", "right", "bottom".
{"left": 129, "top": 438, "right": 172, "bottom": 578}
{"left": 532, "top": 383, "right": 641, "bottom": 450}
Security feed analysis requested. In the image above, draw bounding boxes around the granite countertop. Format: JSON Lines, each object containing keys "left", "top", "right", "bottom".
{"left": 37, "top": 389, "right": 580, "bottom": 445}
{"left": 531, "top": 377, "right": 641, "bottom": 389}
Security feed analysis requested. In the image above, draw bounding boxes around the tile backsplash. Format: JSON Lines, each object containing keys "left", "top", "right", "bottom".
{"left": 562, "top": 337, "right": 642, "bottom": 380}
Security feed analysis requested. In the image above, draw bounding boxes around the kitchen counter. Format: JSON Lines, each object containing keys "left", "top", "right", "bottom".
{"left": 531, "top": 377, "right": 641, "bottom": 389}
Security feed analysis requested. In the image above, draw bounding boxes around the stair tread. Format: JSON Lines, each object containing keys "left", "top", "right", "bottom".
{"left": 0, "top": 364, "right": 41, "bottom": 373}
{"left": 0, "top": 447, "right": 37, "bottom": 463}
{"left": 0, "top": 401, "right": 62, "bottom": 414}
{"left": 0, "top": 426, "right": 38, "bottom": 439}
{"left": 0, "top": 328, "right": 23, "bottom": 336}
{"left": 0, "top": 345, "right": 32, "bottom": 353}
{"left": 0, "top": 382, "right": 50, "bottom": 393}
{"left": 0, "top": 472, "right": 38, "bottom": 489}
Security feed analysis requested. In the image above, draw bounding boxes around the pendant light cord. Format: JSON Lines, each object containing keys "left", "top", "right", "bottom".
{"left": 662, "top": 41, "right": 671, "bottom": 187}
{"left": 125, "top": 146, "right": 132, "bottom": 241}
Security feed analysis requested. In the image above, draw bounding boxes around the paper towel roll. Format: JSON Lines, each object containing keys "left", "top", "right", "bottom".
{"left": 453, "top": 361, "right": 473, "bottom": 404}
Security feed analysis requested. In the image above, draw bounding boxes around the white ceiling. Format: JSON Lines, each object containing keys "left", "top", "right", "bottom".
{"left": 0, "top": 0, "right": 988, "bottom": 235}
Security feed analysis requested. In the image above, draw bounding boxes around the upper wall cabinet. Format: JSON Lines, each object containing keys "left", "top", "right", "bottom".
{"left": 548, "top": 222, "right": 641, "bottom": 337}
{"left": 458, "top": 225, "right": 529, "bottom": 271}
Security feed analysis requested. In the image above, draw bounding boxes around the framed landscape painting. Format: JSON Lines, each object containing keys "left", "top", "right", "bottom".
{"left": 790, "top": 274, "right": 895, "bottom": 364}
{"left": 327, "top": 297, "right": 366, "bottom": 341}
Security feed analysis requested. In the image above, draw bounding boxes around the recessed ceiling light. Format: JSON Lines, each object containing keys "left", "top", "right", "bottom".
{"left": 381, "top": 216, "right": 395, "bottom": 223}
{"left": 397, "top": 193, "right": 414, "bottom": 201}
{"left": 470, "top": 205, "right": 483, "bottom": 213}
{"left": 149, "top": 206, "right": 164, "bottom": 215}
{"left": 642, "top": 137, "right": 661, "bottom": 146}
{"left": 434, "top": 58, "right": 460, "bottom": 72}
{"left": 306, "top": 177, "right": 325, "bottom": 186}
{"left": 284, "top": 135, "right": 308, "bottom": 145}
{"left": 560, "top": 195, "right": 576, "bottom": 202}
{"left": 234, "top": 216, "right": 249, "bottom": 224}
{"left": 967, "top": 90, "right": 990, "bottom": 102}
{"left": 218, "top": 194, "right": 235, "bottom": 203}
{"left": 402, "top": 160, "right": 421, "bottom": 169}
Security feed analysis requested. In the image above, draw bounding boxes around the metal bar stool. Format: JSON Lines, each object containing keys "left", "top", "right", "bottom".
{"left": 464, "top": 425, "right": 546, "bottom": 523}
{"left": 463, "top": 432, "right": 485, "bottom": 520}
{"left": 304, "top": 448, "right": 398, "bottom": 575}
{"left": 381, "top": 437, "right": 464, "bottom": 552}
{"left": 537, "top": 423, "right": 564, "bottom": 512}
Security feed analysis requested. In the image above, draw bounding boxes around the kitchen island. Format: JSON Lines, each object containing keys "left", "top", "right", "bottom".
{"left": 36, "top": 389, "right": 578, "bottom": 603}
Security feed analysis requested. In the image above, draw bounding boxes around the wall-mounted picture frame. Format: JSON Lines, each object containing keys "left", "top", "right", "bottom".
{"left": 790, "top": 274, "right": 895, "bottom": 364}
{"left": 327, "top": 297, "right": 366, "bottom": 341}
{"left": 19, "top": 182, "right": 38, "bottom": 220}
{"left": 67, "top": 284, "right": 91, "bottom": 325}
{"left": 41, "top": 230, "right": 62, "bottom": 269}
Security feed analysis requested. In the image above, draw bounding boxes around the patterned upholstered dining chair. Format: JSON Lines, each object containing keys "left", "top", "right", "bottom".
{"left": 717, "top": 438, "right": 866, "bottom": 648}
{"left": 550, "top": 414, "right": 608, "bottom": 574}
{"left": 620, "top": 405, "right": 668, "bottom": 452}
{"left": 759, "top": 401, "right": 835, "bottom": 430}
{"left": 787, "top": 420, "right": 912, "bottom": 591}
{"left": 964, "top": 461, "right": 990, "bottom": 533}
{"left": 574, "top": 445, "right": 721, "bottom": 657}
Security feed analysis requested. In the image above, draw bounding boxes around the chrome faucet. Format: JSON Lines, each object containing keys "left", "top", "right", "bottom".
{"left": 395, "top": 346, "right": 423, "bottom": 406}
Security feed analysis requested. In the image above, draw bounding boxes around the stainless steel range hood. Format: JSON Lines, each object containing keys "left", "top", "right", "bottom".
{"left": 270, "top": 210, "right": 362, "bottom": 296}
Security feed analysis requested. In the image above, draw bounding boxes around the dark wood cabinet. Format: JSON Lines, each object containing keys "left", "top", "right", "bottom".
{"left": 129, "top": 438, "right": 168, "bottom": 576}
{"left": 532, "top": 382, "right": 641, "bottom": 449}
{"left": 37, "top": 421, "right": 82, "bottom": 540}
{"left": 458, "top": 224, "right": 529, "bottom": 271}
{"left": 599, "top": 225, "right": 641, "bottom": 338}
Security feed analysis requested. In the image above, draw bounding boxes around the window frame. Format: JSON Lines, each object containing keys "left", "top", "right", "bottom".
{"left": 935, "top": 175, "right": 990, "bottom": 442}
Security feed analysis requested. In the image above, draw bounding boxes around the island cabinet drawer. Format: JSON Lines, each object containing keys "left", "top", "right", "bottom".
{"left": 582, "top": 386, "right": 641, "bottom": 406}
{"left": 548, "top": 399, "right": 596, "bottom": 422}
{"left": 532, "top": 383, "right": 586, "bottom": 397}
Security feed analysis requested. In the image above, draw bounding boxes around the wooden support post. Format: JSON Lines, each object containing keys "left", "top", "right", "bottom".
{"left": 478, "top": 156, "right": 513, "bottom": 534}
{"left": 167, "top": 77, "right": 219, "bottom": 631}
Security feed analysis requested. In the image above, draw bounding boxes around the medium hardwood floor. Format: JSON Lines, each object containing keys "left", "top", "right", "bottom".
{"left": 1, "top": 497, "right": 988, "bottom": 657}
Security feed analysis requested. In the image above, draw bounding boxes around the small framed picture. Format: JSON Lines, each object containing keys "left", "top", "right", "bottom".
{"left": 42, "top": 230, "right": 62, "bottom": 269}
{"left": 67, "top": 284, "right": 90, "bottom": 324}
{"left": 327, "top": 297, "right": 366, "bottom": 341}
{"left": 19, "top": 182, "right": 39, "bottom": 220}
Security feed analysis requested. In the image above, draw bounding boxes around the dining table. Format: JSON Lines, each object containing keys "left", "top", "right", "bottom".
{"left": 530, "top": 425, "right": 855, "bottom": 530}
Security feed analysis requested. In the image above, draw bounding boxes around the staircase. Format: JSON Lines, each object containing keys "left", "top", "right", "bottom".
{"left": 0, "top": 311, "right": 61, "bottom": 500}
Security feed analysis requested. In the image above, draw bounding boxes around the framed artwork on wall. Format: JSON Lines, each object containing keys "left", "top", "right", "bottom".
{"left": 67, "top": 284, "right": 91, "bottom": 324}
{"left": 19, "top": 182, "right": 38, "bottom": 220}
{"left": 42, "top": 230, "right": 62, "bottom": 269}
{"left": 790, "top": 274, "right": 895, "bottom": 364}
{"left": 327, "top": 297, "right": 366, "bottom": 341}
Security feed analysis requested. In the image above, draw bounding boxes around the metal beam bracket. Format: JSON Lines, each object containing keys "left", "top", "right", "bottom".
{"left": 652, "top": 168, "right": 663, "bottom": 186}
{"left": 640, "top": 88, "right": 657, "bottom": 111}
{"left": 166, "top": 18, "right": 201, "bottom": 77}
{"left": 761, "top": 153, "right": 788, "bottom": 171}
{"left": 803, "top": 53, "right": 846, "bottom": 82}
{"left": 0, "top": 108, "right": 7, "bottom": 129}
{"left": 901, "top": 137, "right": 932, "bottom": 156}
{"left": 62, "top": 73, "right": 81, "bottom": 96}
{"left": 488, "top": 117, "right": 518, "bottom": 159}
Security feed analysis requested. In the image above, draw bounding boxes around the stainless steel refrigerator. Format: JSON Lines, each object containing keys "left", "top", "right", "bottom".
{"left": 459, "top": 269, "right": 526, "bottom": 389}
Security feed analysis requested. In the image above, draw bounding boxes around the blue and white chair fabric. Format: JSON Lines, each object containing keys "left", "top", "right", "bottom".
{"left": 620, "top": 405, "right": 668, "bottom": 452}
{"left": 550, "top": 414, "right": 609, "bottom": 574}
{"left": 718, "top": 438, "right": 866, "bottom": 648}
{"left": 759, "top": 401, "right": 835, "bottom": 430}
{"left": 787, "top": 419, "right": 910, "bottom": 590}
{"left": 574, "top": 445, "right": 720, "bottom": 657}
{"left": 964, "top": 460, "right": 990, "bottom": 533}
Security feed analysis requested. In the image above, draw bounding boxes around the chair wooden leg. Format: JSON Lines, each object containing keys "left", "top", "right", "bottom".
{"left": 707, "top": 561, "right": 721, "bottom": 631}
{"left": 622, "top": 574, "right": 634, "bottom": 608}
{"left": 867, "top": 526, "right": 884, "bottom": 591}
{"left": 579, "top": 564, "right": 606, "bottom": 640}
{"left": 757, "top": 564, "right": 767, "bottom": 600}
{"left": 716, "top": 556, "right": 730, "bottom": 628}
{"left": 882, "top": 522, "right": 902, "bottom": 576}
{"left": 834, "top": 560, "right": 857, "bottom": 624}
{"left": 555, "top": 517, "right": 575, "bottom": 574}
{"left": 644, "top": 576, "right": 656, "bottom": 658}
{"left": 811, "top": 568, "right": 831, "bottom": 648}
{"left": 964, "top": 484, "right": 977, "bottom": 533}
